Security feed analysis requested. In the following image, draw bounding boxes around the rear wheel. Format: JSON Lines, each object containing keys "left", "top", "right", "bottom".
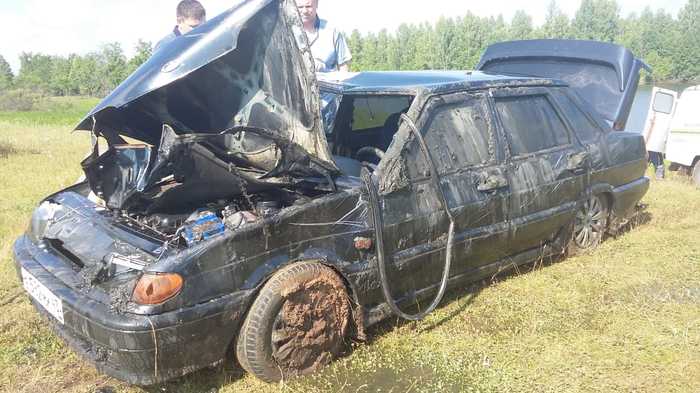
{"left": 692, "top": 160, "right": 700, "bottom": 188}
{"left": 569, "top": 194, "right": 609, "bottom": 254}
{"left": 236, "top": 262, "right": 351, "bottom": 382}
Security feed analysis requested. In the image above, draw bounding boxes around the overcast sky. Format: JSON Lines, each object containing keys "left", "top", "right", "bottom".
{"left": 0, "top": 0, "right": 688, "bottom": 73}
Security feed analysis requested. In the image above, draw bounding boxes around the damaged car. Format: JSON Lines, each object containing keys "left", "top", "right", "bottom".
{"left": 13, "top": 0, "right": 650, "bottom": 385}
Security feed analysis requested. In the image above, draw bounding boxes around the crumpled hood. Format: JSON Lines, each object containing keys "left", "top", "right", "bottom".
{"left": 75, "top": 0, "right": 336, "bottom": 171}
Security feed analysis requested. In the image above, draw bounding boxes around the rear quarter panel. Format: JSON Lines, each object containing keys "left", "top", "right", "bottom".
{"left": 592, "top": 131, "right": 647, "bottom": 188}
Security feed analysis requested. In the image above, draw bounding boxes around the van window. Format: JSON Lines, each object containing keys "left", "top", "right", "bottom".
{"left": 653, "top": 92, "right": 675, "bottom": 114}
{"left": 495, "top": 95, "right": 570, "bottom": 155}
{"left": 551, "top": 90, "right": 602, "bottom": 143}
{"left": 421, "top": 95, "right": 492, "bottom": 174}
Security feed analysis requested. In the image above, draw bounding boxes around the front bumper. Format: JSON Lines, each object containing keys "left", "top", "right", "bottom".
{"left": 13, "top": 235, "right": 253, "bottom": 386}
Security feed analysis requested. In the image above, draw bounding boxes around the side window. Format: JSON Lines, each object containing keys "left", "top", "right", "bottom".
{"left": 551, "top": 89, "right": 602, "bottom": 143}
{"left": 417, "top": 95, "right": 492, "bottom": 175}
{"left": 495, "top": 94, "right": 570, "bottom": 156}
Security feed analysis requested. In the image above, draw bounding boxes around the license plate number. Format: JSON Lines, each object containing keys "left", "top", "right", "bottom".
{"left": 21, "top": 268, "right": 64, "bottom": 324}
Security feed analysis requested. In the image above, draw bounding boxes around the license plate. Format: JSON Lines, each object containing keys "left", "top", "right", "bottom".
{"left": 21, "top": 268, "right": 64, "bottom": 324}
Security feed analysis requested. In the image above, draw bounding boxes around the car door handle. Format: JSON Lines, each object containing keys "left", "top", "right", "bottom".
{"left": 477, "top": 173, "right": 509, "bottom": 192}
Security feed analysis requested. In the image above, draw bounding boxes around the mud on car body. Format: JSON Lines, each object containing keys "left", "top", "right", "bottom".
{"left": 13, "top": 0, "right": 650, "bottom": 385}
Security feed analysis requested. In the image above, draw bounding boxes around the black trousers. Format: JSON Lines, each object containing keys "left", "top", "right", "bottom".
{"left": 648, "top": 151, "right": 664, "bottom": 168}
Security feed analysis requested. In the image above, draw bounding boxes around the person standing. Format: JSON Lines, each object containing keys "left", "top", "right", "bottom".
{"left": 155, "top": 0, "right": 207, "bottom": 52}
{"left": 644, "top": 110, "right": 668, "bottom": 179}
{"left": 296, "top": 0, "right": 352, "bottom": 72}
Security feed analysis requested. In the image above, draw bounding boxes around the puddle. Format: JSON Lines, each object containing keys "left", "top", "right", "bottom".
{"left": 299, "top": 356, "right": 456, "bottom": 392}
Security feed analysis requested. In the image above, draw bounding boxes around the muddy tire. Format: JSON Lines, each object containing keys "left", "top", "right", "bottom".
{"left": 568, "top": 194, "right": 609, "bottom": 255}
{"left": 692, "top": 160, "right": 700, "bottom": 188}
{"left": 235, "top": 262, "right": 351, "bottom": 383}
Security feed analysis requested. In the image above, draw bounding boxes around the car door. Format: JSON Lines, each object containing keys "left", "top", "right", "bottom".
{"left": 491, "top": 87, "right": 588, "bottom": 255}
{"left": 642, "top": 87, "right": 678, "bottom": 153}
{"left": 549, "top": 88, "right": 612, "bottom": 184}
{"left": 376, "top": 90, "right": 509, "bottom": 296}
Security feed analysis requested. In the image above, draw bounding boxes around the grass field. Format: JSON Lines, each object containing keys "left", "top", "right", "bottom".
{"left": 0, "top": 98, "right": 698, "bottom": 393}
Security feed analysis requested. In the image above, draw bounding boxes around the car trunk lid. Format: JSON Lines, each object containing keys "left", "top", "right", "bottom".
{"left": 477, "top": 39, "right": 651, "bottom": 130}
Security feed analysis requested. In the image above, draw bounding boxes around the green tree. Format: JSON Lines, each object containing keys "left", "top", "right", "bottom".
{"left": 572, "top": 0, "right": 620, "bottom": 42}
{"left": 413, "top": 23, "right": 436, "bottom": 69}
{"left": 71, "top": 53, "right": 102, "bottom": 96}
{"left": 15, "top": 53, "right": 54, "bottom": 92}
{"left": 98, "top": 42, "right": 128, "bottom": 95}
{"left": 674, "top": 0, "right": 700, "bottom": 81}
{"left": 540, "top": 1, "right": 571, "bottom": 38}
{"left": 510, "top": 10, "right": 534, "bottom": 40}
{"left": 434, "top": 17, "right": 459, "bottom": 69}
{"left": 619, "top": 8, "right": 677, "bottom": 81}
{"left": 347, "top": 30, "right": 363, "bottom": 71}
{"left": 0, "top": 55, "right": 13, "bottom": 90}
{"left": 126, "top": 40, "right": 153, "bottom": 75}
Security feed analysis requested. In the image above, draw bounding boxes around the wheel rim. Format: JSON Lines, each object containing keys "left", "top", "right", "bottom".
{"left": 574, "top": 195, "right": 606, "bottom": 249}
{"left": 270, "top": 278, "right": 350, "bottom": 376}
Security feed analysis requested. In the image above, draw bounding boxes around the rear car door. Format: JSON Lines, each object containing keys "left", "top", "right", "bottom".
{"left": 378, "top": 90, "right": 509, "bottom": 296}
{"left": 491, "top": 87, "right": 589, "bottom": 255}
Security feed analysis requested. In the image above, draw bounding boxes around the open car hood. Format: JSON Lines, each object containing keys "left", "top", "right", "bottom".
{"left": 477, "top": 39, "right": 651, "bottom": 130}
{"left": 75, "top": 0, "right": 335, "bottom": 170}
{"left": 74, "top": 0, "right": 341, "bottom": 213}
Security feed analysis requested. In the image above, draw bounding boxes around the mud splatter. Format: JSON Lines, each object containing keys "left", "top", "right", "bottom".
{"left": 272, "top": 271, "right": 351, "bottom": 376}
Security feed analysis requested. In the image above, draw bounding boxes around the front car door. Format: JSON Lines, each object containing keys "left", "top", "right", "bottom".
{"left": 491, "top": 87, "right": 589, "bottom": 255}
{"left": 376, "top": 89, "right": 509, "bottom": 298}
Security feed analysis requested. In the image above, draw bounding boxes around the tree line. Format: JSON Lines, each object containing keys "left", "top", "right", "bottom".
{"left": 0, "top": 0, "right": 698, "bottom": 99}
{"left": 347, "top": 0, "right": 700, "bottom": 82}
{"left": 0, "top": 40, "right": 152, "bottom": 97}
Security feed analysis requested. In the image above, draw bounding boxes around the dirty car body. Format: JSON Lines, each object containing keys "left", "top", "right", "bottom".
{"left": 13, "top": 4, "right": 650, "bottom": 384}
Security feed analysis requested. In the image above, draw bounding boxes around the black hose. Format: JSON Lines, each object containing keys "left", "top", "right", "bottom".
{"left": 361, "top": 114, "right": 456, "bottom": 321}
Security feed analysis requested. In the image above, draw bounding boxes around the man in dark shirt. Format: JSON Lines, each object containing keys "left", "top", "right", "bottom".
{"left": 155, "top": 0, "right": 207, "bottom": 52}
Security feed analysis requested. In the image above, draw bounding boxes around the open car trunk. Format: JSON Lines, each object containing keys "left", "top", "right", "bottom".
{"left": 75, "top": 0, "right": 337, "bottom": 214}
{"left": 477, "top": 39, "right": 651, "bottom": 130}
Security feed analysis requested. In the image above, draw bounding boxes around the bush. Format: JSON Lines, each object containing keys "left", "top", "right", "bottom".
{"left": 0, "top": 89, "right": 42, "bottom": 112}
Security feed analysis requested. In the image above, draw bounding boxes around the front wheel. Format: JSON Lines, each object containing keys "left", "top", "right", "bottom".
{"left": 235, "top": 262, "right": 351, "bottom": 382}
{"left": 568, "top": 194, "right": 609, "bottom": 254}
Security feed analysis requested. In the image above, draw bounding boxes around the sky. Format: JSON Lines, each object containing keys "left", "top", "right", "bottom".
{"left": 0, "top": 0, "right": 688, "bottom": 74}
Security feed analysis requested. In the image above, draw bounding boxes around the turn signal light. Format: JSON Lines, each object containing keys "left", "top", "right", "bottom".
{"left": 133, "top": 273, "right": 183, "bottom": 305}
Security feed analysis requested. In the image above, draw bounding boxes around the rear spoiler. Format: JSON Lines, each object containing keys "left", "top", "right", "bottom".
{"left": 477, "top": 40, "right": 651, "bottom": 130}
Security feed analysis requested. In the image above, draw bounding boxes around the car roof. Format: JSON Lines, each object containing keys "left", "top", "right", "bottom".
{"left": 317, "top": 70, "right": 562, "bottom": 94}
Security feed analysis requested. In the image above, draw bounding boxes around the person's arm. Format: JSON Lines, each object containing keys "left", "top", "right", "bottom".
{"left": 338, "top": 62, "right": 351, "bottom": 72}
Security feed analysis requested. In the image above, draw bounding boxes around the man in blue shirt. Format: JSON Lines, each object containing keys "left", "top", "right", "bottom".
{"left": 155, "top": 0, "right": 207, "bottom": 52}
{"left": 297, "top": 0, "right": 352, "bottom": 72}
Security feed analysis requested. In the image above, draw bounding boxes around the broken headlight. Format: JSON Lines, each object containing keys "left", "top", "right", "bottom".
{"left": 28, "top": 201, "right": 63, "bottom": 243}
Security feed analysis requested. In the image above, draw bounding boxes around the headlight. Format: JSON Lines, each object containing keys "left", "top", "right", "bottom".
{"left": 28, "top": 201, "right": 62, "bottom": 242}
{"left": 132, "top": 273, "right": 183, "bottom": 305}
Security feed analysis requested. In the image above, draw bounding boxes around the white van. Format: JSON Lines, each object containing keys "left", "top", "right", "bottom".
{"left": 644, "top": 86, "right": 700, "bottom": 187}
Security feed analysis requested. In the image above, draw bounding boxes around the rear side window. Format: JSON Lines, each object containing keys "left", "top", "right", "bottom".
{"left": 422, "top": 96, "right": 492, "bottom": 173}
{"left": 495, "top": 95, "right": 570, "bottom": 156}
{"left": 551, "top": 90, "right": 602, "bottom": 143}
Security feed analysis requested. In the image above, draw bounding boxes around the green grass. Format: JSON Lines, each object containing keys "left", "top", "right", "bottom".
{"left": 1, "top": 105, "right": 699, "bottom": 392}
{"left": 0, "top": 96, "right": 100, "bottom": 127}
